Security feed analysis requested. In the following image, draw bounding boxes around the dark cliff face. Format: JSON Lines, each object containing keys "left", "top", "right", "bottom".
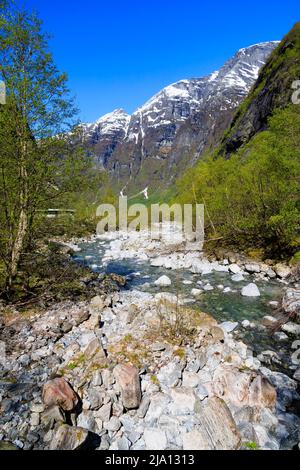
{"left": 80, "top": 42, "right": 278, "bottom": 194}
{"left": 220, "top": 22, "right": 300, "bottom": 156}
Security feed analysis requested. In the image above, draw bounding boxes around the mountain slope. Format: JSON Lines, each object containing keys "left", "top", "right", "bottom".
{"left": 220, "top": 22, "right": 300, "bottom": 155}
{"left": 81, "top": 41, "right": 279, "bottom": 193}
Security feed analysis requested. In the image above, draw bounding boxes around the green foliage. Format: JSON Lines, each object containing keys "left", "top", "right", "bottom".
{"left": 0, "top": 1, "right": 105, "bottom": 292}
{"left": 175, "top": 105, "right": 300, "bottom": 257}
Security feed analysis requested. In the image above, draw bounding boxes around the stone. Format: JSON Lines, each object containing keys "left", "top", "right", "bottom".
{"left": 242, "top": 320, "right": 251, "bottom": 329}
{"left": 30, "top": 413, "right": 40, "bottom": 427}
{"left": 83, "top": 338, "right": 106, "bottom": 360}
{"left": 95, "top": 403, "right": 112, "bottom": 422}
{"left": 157, "top": 361, "right": 184, "bottom": 388}
{"left": 293, "top": 369, "right": 300, "bottom": 382}
{"left": 154, "top": 276, "right": 172, "bottom": 287}
{"left": 168, "top": 388, "right": 199, "bottom": 415}
{"left": 110, "top": 436, "right": 131, "bottom": 451}
{"left": 87, "top": 388, "right": 103, "bottom": 410}
{"left": 213, "top": 365, "right": 276, "bottom": 409}
{"left": 191, "top": 289, "right": 203, "bottom": 297}
{"left": 203, "top": 284, "right": 214, "bottom": 291}
{"left": 245, "top": 263, "right": 261, "bottom": 273}
{"left": 281, "top": 322, "right": 300, "bottom": 336}
{"left": 49, "top": 425, "right": 89, "bottom": 450}
{"left": 231, "top": 273, "right": 244, "bottom": 282}
{"left": 241, "top": 283, "right": 261, "bottom": 297}
{"left": 262, "top": 316, "right": 278, "bottom": 327}
{"left": 244, "top": 357, "right": 261, "bottom": 370}
{"left": 144, "top": 428, "right": 168, "bottom": 450}
{"left": 151, "top": 343, "right": 166, "bottom": 352}
{"left": 137, "top": 396, "right": 151, "bottom": 419}
{"left": 182, "top": 398, "right": 241, "bottom": 450}
{"left": 145, "top": 393, "right": 170, "bottom": 425}
{"left": 274, "top": 332, "right": 288, "bottom": 342}
{"left": 113, "top": 364, "right": 141, "bottom": 409}
{"left": 91, "top": 371, "right": 103, "bottom": 387}
{"left": 274, "top": 264, "right": 291, "bottom": 279}
{"left": 42, "top": 378, "right": 78, "bottom": 412}
{"left": 41, "top": 405, "right": 66, "bottom": 430}
{"left": 182, "top": 371, "right": 200, "bottom": 388}
{"left": 104, "top": 416, "right": 121, "bottom": 432}
{"left": 73, "top": 309, "right": 90, "bottom": 326}
{"left": 219, "top": 321, "right": 239, "bottom": 333}
{"left": 90, "top": 296, "right": 105, "bottom": 312}
{"left": 282, "top": 288, "right": 300, "bottom": 317}
{"left": 229, "top": 264, "right": 241, "bottom": 274}
{"left": 266, "top": 269, "right": 276, "bottom": 279}
{"left": 77, "top": 411, "right": 96, "bottom": 432}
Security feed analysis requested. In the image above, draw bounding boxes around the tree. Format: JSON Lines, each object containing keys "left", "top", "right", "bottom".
{"left": 0, "top": 1, "right": 97, "bottom": 292}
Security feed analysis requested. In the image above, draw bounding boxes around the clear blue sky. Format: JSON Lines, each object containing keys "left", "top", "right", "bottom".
{"left": 21, "top": 0, "right": 300, "bottom": 123}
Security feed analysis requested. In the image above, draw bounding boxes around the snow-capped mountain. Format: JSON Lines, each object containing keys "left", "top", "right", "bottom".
{"left": 81, "top": 41, "right": 279, "bottom": 192}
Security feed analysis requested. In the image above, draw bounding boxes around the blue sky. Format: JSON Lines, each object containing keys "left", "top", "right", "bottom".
{"left": 22, "top": 0, "right": 300, "bottom": 123}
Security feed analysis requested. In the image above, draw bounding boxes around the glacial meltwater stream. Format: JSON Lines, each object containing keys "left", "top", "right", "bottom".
{"left": 73, "top": 237, "right": 293, "bottom": 368}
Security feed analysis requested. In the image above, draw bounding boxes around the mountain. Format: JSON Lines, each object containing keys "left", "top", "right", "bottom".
{"left": 81, "top": 41, "right": 279, "bottom": 194}
{"left": 220, "top": 22, "right": 300, "bottom": 155}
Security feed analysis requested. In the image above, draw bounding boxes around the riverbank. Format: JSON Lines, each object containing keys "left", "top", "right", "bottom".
{"left": 0, "top": 227, "right": 299, "bottom": 450}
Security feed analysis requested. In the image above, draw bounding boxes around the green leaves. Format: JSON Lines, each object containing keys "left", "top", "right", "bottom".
{"left": 175, "top": 105, "right": 300, "bottom": 256}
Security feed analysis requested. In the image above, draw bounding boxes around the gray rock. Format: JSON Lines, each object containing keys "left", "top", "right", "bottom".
{"left": 137, "top": 396, "right": 151, "bottom": 419}
{"left": 293, "top": 369, "right": 300, "bottom": 382}
{"left": 144, "top": 428, "right": 168, "bottom": 450}
{"left": 245, "top": 263, "right": 261, "bottom": 273}
{"left": 77, "top": 411, "right": 96, "bottom": 432}
{"left": 229, "top": 264, "right": 241, "bottom": 274}
{"left": 219, "top": 321, "right": 239, "bottom": 333}
{"left": 154, "top": 276, "right": 172, "bottom": 287}
{"left": 95, "top": 403, "right": 111, "bottom": 422}
{"left": 157, "top": 361, "right": 184, "bottom": 388}
{"left": 110, "top": 436, "right": 131, "bottom": 450}
{"left": 87, "top": 388, "right": 103, "bottom": 410}
{"left": 182, "top": 397, "right": 241, "bottom": 450}
{"left": 231, "top": 273, "right": 244, "bottom": 282}
{"left": 104, "top": 416, "right": 121, "bottom": 432}
{"left": 241, "top": 283, "right": 261, "bottom": 297}
{"left": 49, "top": 425, "right": 89, "bottom": 450}
{"left": 282, "top": 322, "right": 300, "bottom": 336}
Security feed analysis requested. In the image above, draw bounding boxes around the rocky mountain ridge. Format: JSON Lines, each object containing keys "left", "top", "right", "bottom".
{"left": 80, "top": 41, "right": 279, "bottom": 193}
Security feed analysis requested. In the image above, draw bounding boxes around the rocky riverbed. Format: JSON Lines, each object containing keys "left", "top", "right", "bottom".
{"left": 0, "top": 228, "right": 300, "bottom": 450}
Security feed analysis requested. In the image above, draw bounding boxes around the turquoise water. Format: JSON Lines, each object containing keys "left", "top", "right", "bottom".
{"left": 74, "top": 239, "right": 285, "bottom": 355}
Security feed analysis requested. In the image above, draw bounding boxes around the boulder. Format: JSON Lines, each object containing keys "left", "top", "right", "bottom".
{"left": 281, "top": 322, "right": 300, "bottom": 336}
{"left": 245, "top": 263, "right": 261, "bottom": 273}
{"left": 113, "top": 364, "right": 141, "bottom": 409}
{"left": 219, "top": 321, "right": 239, "bottom": 333}
{"left": 168, "top": 388, "right": 199, "bottom": 415}
{"left": 42, "top": 378, "right": 78, "bottom": 412}
{"left": 144, "top": 428, "right": 168, "bottom": 450}
{"left": 229, "top": 264, "right": 241, "bottom": 274}
{"left": 231, "top": 273, "right": 244, "bottom": 282}
{"left": 213, "top": 366, "right": 276, "bottom": 409}
{"left": 41, "top": 405, "right": 66, "bottom": 430}
{"left": 154, "top": 276, "right": 172, "bottom": 287}
{"left": 191, "top": 289, "right": 203, "bottom": 297}
{"left": 182, "top": 397, "right": 241, "bottom": 450}
{"left": 49, "top": 425, "right": 89, "bottom": 450}
{"left": 241, "top": 283, "right": 261, "bottom": 297}
{"left": 275, "top": 264, "right": 291, "bottom": 279}
{"left": 77, "top": 411, "right": 96, "bottom": 432}
{"left": 282, "top": 288, "right": 300, "bottom": 318}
